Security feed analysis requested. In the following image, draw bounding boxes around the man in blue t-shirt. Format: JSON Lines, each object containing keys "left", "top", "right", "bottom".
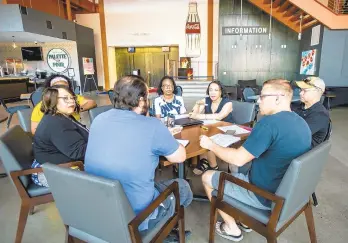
{"left": 84, "top": 75, "right": 192, "bottom": 237}
{"left": 200, "top": 79, "right": 311, "bottom": 242}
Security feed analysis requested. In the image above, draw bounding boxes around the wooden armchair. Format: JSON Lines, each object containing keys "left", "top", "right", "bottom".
{"left": 209, "top": 141, "right": 331, "bottom": 243}
{"left": 41, "top": 163, "right": 185, "bottom": 243}
{"left": 0, "top": 125, "right": 84, "bottom": 243}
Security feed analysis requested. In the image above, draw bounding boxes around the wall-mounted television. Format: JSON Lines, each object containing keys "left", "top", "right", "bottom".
{"left": 21, "top": 47, "right": 43, "bottom": 61}
{"left": 127, "top": 47, "right": 135, "bottom": 53}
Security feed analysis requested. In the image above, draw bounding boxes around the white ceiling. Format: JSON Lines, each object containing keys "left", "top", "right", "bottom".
{"left": 0, "top": 32, "right": 72, "bottom": 43}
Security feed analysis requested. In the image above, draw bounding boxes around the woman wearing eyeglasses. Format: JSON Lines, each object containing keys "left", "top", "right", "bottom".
{"left": 190, "top": 81, "right": 233, "bottom": 175}
{"left": 154, "top": 76, "right": 186, "bottom": 119}
{"left": 31, "top": 86, "right": 89, "bottom": 187}
{"left": 30, "top": 74, "right": 96, "bottom": 134}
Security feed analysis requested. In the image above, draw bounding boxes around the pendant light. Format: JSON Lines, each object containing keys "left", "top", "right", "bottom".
{"left": 12, "top": 36, "right": 17, "bottom": 49}
{"left": 240, "top": 0, "right": 243, "bottom": 40}
{"left": 269, "top": 0, "right": 273, "bottom": 40}
{"left": 298, "top": 15, "right": 303, "bottom": 40}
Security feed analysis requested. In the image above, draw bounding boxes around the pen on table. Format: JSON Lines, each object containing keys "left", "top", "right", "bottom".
{"left": 201, "top": 126, "right": 209, "bottom": 131}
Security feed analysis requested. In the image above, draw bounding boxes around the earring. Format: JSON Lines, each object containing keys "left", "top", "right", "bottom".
{"left": 275, "top": 97, "right": 280, "bottom": 105}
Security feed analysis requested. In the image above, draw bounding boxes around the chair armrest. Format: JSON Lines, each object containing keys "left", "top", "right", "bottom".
{"left": 9, "top": 161, "right": 84, "bottom": 199}
{"left": 217, "top": 172, "right": 285, "bottom": 229}
{"left": 128, "top": 181, "right": 180, "bottom": 230}
{"left": 10, "top": 161, "right": 84, "bottom": 178}
{"left": 217, "top": 172, "right": 284, "bottom": 204}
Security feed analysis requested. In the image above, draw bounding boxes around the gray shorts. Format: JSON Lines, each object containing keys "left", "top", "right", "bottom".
{"left": 211, "top": 171, "right": 270, "bottom": 210}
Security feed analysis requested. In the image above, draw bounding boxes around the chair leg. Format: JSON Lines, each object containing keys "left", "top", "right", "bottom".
{"left": 312, "top": 193, "right": 318, "bottom": 207}
{"left": 266, "top": 236, "right": 277, "bottom": 243}
{"left": 6, "top": 113, "right": 14, "bottom": 130}
{"left": 178, "top": 206, "right": 185, "bottom": 243}
{"left": 15, "top": 202, "right": 31, "bottom": 243}
{"left": 65, "top": 225, "right": 75, "bottom": 243}
{"left": 209, "top": 197, "right": 218, "bottom": 243}
{"left": 305, "top": 204, "right": 317, "bottom": 243}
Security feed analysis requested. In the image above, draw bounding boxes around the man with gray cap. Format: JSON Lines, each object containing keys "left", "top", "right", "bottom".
{"left": 294, "top": 77, "right": 330, "bottom": 147}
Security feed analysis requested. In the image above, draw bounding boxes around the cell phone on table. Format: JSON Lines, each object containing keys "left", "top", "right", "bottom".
{"left": 225, "top": 130, "right": 236, "bottom": 135}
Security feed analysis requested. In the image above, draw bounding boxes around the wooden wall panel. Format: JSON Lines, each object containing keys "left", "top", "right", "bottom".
{"left": 218, "top": 0, "right": 300, "bottom": 85}
{"left": 7, "top": 0, "right": 66, "bottom": 19}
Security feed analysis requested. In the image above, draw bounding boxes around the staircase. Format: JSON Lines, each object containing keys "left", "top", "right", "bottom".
{"left": 248, "top": 0, "right": 348, "bottom": 33}
{"left": 176, "top": 80, "right": 210, "bottom": 98}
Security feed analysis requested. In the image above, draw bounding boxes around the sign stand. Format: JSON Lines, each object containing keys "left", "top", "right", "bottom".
{"left": 82, "top": 57, "right": 101, "bottom": 94}
{"left": 83, "top": 74, "right": 100, "bottom": 94}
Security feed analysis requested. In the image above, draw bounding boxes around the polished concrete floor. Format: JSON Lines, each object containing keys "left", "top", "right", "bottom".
{"left": 0, "top": 94, "right": 347, "bottom": 243}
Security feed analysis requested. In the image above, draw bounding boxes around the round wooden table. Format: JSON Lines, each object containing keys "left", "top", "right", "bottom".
{"left": 163, "top": 121, "right": 250, "bottom": 179}
{"left": 0, "top": 105, "right": 8, "bottom": 124}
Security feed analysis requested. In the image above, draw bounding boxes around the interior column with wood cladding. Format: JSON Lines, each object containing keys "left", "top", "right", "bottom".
{"left": 207, "top": 0, "right": 213, "bottom": 78}
{"left": 99, "top": 0, "right": 110, "bottom": 90}
{"left": 2, "top": 0, "right": 8, "bottom": 4}
{"left": 66, "top": 0, "right": 72, "bottom": 21}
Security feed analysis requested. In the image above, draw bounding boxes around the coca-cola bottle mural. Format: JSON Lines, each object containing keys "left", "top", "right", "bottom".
{"left": 185, "top": 2, "right": 201, "bottom": 58}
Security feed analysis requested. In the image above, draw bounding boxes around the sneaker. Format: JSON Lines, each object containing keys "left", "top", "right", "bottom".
{"left": 164, "top": 228, "right": 192, "bottom": 243}
{"left": 216, "top": 221, "right": 243, "bottom": 242}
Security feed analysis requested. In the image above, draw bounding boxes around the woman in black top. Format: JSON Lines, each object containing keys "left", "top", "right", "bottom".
{"left": 31, "top": 86, "right": 89, "bottom": 187}
{"left": 189, "top": 81, "right": 233, "bottom": 175}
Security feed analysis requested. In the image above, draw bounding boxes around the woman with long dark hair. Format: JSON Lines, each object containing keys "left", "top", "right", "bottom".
{"left": 31, "top": 86, "right": 89, "bottom": 187}
{"left": 190, "top": 81, "right": 233, "bottom": 175}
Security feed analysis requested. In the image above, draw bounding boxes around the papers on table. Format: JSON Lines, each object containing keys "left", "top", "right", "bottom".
{"left": 218, "top": 125, "right": 251, "bottom": 135}
{"left": 177, "top": 139, "right": 189, "bottom": 147}
{"left": 210, "top": 134, "right": 241, "bottom": 148}
{"left": 200, "top": 119, "right": 219, "bottom": 125}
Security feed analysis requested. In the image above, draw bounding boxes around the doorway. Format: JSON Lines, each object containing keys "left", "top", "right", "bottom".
{"left": 115, "top": 46, "right": 179, "bottom": 87}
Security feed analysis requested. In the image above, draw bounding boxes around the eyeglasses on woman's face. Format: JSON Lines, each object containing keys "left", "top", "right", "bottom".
{"left": 58, "top": 96, "right": 76, "bottom": 103}
{"left": 162, "top": 84, "right": 173, "bottom": 89}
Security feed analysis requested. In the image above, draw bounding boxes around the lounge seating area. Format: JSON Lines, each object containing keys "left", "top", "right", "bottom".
{"left": 0, "top": 91, "right": 347, "bottom": 243}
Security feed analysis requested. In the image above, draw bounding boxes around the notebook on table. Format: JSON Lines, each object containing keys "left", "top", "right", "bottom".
{"left": 175, "top": 118, "right": 203, "bottom": 127}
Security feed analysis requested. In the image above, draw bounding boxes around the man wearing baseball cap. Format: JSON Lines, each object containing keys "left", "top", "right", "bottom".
{"left": 294, "top": 76, "right": 330, "bottom": 147}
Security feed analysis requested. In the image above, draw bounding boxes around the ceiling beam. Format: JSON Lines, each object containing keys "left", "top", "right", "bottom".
{"left": 283, "top": 5, "right": 298, "bottom": 17}
{"left": 302, "top": 16, "right": 315, "bottom": 25}
{"left": 66, "top": 0, "right": 72, "bottom": 21}
{"left": 290, "top": 10, "right": 303, "bottom": 22}
{"left": 302, "top": 19, "right": 319, "bottom": 30}
{"left": 273, "top": 0, "right": 282, "bottom": 8}
{"left": 263, "top": 0, "right": 272, "bottom": 3}
{"left": 296, "top": 14, "right": 312, "bottom": 25}
{"left": 277, "top": 1, "right": 290, "bottom": 13}
{"left": 67, "top": 0, "right": 97, "bottom": 13}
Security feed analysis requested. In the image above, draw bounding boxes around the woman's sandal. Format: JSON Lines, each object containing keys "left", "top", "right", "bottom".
{"left": 237, "top": 222, "right": 252, "bottom": 232}
{"left": 215, "top": 221, "right": 243, "bottom": 242}
{"left": 192, "top": 158, "right": 219, "bottom": 175}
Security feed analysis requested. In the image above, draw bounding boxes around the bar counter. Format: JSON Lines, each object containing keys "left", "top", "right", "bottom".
{"left": 0, "top": 76, "right": 29, "bottom": 100}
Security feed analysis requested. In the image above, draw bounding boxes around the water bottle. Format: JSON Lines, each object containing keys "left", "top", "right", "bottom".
{"left": 167, "top": 113, "right": 175, "bottom": 128}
